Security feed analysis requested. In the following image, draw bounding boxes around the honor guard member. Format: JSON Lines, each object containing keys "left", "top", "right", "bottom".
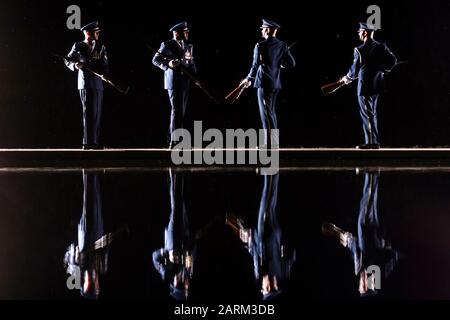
{"left": 152, "top": 170, "right": 195, "bottom": 300}
{"left": 241, "top": 19, "right": 296, "bottom": 148}
{"left": 64, "top": 170, "right": 108, "bottom": 299}
{"left": 226, "top": 174, "right": 296, "bottom": 300}
{"left": 253, "top": 174, "right": 296, "bottom": 300}
{"left": 152, "top": 22, "right": 197, "bottom": 149}
{"left": 323, "top": 171, "right": 399, "bottom": 296}
{"left": 65, "top": 21, "right": 109, "bottom": 150}
{"left": 340, "top": 23, "right": 397, "bottom": 149}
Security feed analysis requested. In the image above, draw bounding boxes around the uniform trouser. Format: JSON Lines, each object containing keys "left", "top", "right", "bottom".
{"left": 355, "top": 172, "right": 399, "bottom": 279}
{"left": 165, "top": 170, "right": 189, "bottom": 252}
{"left": 357, "top": 172, "right": 382, "bottom": 254}
{"left": 358, "top": 95, "right": 380, "bottom": 145}
{"left": 257, "top": 88, "right": 280, "bottom": 146}
{"left": 79, "top": 89, "right": 103, "bottom": 146}
{"left": 79, "top": 170, "right": 104, "bottom": 252}
{"left": 167, "top": 87, "right": 190, "bottom": 144}
{"left": 256, "top": 174, "right": 281, "bottom": 278}
{"left": 356, "top": 172, "right": 387, "bottom": 273}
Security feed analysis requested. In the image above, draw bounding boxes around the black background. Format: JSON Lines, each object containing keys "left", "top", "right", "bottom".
{"left": 0, "top": 0, "right": 449, "bottom": 148}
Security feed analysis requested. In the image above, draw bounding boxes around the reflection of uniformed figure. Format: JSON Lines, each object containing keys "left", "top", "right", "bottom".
{"left": 65, "top": 21, "right": 109, "bottom": 150}
{"left": 227, "top": 174, "right": 296, "bottom": 300}
{"left": 340, "top": 23, "right": 397, "bottom": 149}
{"left": 323, "top": 171, "right": 399, "bottom": 296}
{"left": 241, "top": 19, "right": 296, "bottom": 147}
{"left": 64, "top": 170, "right": 109, "bottom": 300}
{"left": 152, "top": 22, "right": 197, "bottom": 149}
{"left": 152, "top": 170, "right": 195, "bottom": 300}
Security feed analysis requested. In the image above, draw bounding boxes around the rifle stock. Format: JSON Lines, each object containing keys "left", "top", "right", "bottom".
{"left": 225, "top": 82, "right": 249, "bottom": 104}
{"left": 321, "top": 80, "right": 346, "bottom": 96}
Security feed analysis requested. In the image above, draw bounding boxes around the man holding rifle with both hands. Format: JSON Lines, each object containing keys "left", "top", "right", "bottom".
{"left": 152, "top": 22, "right": 198, "bottom": 149}
{"left": 65, "top": 21, "right": 109, "bottom": 150}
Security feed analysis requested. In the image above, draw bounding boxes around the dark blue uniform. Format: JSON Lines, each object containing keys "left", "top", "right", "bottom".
{"left": 249, "top": 174, "right": 296, "bottom": 299}
{"left": 345, "top": 38, "right": 397, "bottom": 146}
{"left": 152, "top": 170, "right": 195, "bottom": 300}
{"left": 246, "top": 28, "right": 296, "bottom": 146}
{"left": 64, "top": 170, "right": 109, "bottom": 300}
{"left": 356, "top": 172, "right": 398, "bottom": 277}
{"left": 341, "top": 172, "right": 399, "bottom": 296}
{"left": 152, "top": 35, "right": 197, "bottom": 147}
{"left": 66, "top": 40, "right": 109, "bottom": 148}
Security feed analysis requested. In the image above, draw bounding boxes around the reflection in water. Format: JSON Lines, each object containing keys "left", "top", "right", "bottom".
{"left": 152, "top": 170, "right": 195, "bottom": 300}
{"left": 322, "top": 171, "right": 399, "bottom": 297}
{"left": 55, "top": 169, "right": 421, "bottom": 299}
{"left": 152, "top": 172, "right": 296, "bottom": 300}
{"left": 227, "top": 174, "right": 296, "bottom": 300}
{"left": 64, "top": 170, "right": 127, "bottom": 299}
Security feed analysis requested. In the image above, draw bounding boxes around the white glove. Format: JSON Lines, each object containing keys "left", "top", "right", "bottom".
{"left": 240, "top": 78, "right": 252, "bottom": 88}
{"left": 168, "top": 59, "right": 180, "bottom": 68}
{"left": 341, "top": 76, "right": 352, "bottom": 85}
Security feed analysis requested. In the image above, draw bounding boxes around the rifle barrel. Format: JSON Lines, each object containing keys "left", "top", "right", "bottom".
{"left": 53, "top": 53, "right": 129, "bottom": 95}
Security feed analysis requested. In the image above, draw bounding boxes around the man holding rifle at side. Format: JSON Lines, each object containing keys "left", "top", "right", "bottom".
{"left": 338, "top": 22, "right": 397, "bottom": 150}
{"left": 65, "top": 21, "right": 109, "bottom": 150}
{"left": 240, "top": 19, "right": 296, "bottom": 149}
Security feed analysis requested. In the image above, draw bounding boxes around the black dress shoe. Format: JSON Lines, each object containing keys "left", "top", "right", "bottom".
{"left": 356, "top": 144, "right": 380, "bottom": 150}
{"left": 83, "top": 144, "right": 103, "bottom": 150}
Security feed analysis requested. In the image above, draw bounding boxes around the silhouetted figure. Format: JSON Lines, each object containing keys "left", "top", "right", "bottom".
{"left": 241, "top": 19, "right": 296, "bottom": 147}
{"left": 152, "top": 170, "right": 195, "bottom": 300}
{"left": 227, "top": 174, "right": 296, "bottom": 300}
{"left": 322, "top": 171, "right": 399, "bottom": 296}
{"left": 65, "top": 22, "right": 109, "bottom": 149}
{"left": 152, "top": 22, "right": 197, "bottom": 149}
{"left": 64, "top": 170, "right": 108, "bottom": 300}
{"left": 340, "top": 23, "right": 397, "bottom": 149}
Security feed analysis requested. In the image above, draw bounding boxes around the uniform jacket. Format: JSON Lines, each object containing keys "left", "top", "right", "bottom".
{"left": 247, "top": 37, "right": 296, "bottom": 90}
{"left": 346, "top": 38, "right": 397, "bottom": 96}
{"left": 66, "top": 41, "right": 109, "bottom": 91}
{"left": 152, "top": 39, "right": 197, "bottom": 90}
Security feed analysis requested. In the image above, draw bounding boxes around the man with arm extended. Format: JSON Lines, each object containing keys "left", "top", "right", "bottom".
{"left": 241, "top": 19, "right": 296, "bottom": 149}
{"left": 340, "top": 23, "right": 397, "bottom": 149}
